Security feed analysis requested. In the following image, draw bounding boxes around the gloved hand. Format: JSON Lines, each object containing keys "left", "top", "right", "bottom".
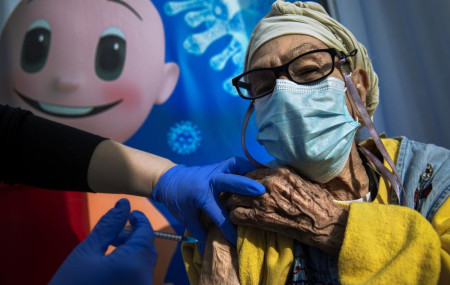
{"left": 49, "top": 199, "right": 157, "bottom": 285}
{"left": 151, "top": 157, "right": 265, "bottom": 254}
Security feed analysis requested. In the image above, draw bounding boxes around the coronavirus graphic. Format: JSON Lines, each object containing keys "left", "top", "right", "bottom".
{"left": 164, "top": 0, "right": 265, "bottom": 95}
{"left": 167, "top": 120, "right": 202, "bottom": 155}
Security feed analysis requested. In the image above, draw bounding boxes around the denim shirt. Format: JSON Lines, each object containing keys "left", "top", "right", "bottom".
{"left": 289, "top": 136, "right": 450, "bottom": 285}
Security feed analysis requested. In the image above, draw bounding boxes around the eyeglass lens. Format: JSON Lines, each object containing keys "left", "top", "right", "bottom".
{"left": 238, "top": 50, "right": 334, "bottom": 98}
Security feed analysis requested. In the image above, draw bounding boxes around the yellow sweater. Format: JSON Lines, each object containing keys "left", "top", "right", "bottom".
{"left": 339, "top": 139, "right": 448, "bottom": 285}
{"left": 182, "top": 139, "right": 449, "bottom": 284}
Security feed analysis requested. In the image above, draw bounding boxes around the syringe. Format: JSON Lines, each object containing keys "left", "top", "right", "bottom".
{"left": 154, "top": 231, "right": 198, "bottom": 243}
{"left": 122, "top": 226, "right": 198, "bottom": 243}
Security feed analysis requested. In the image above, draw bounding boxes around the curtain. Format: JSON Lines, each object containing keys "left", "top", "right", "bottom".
{"left": 334, "top": 0, "right": 450, "bottom": 149}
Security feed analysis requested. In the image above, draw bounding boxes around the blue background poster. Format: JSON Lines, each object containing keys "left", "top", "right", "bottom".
{"left": 128, "top": 0, "right": 276, "bottom": 166}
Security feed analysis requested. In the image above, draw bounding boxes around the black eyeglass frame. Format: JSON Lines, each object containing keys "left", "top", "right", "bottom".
{"left": 232, "top": 48, "right": 355, "bottom": 100}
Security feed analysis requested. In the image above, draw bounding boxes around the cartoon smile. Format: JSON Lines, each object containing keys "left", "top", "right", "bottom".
{"left": 15, "top": 89, "right": 122, "bottom": 118}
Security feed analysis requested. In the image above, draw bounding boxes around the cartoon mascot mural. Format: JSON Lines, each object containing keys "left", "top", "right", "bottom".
{"left": 0, "top": 0, "right": 179, "bottom": 284}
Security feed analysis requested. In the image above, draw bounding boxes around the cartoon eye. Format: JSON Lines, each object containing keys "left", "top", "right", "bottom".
{"left": 95, "top": 27, "right": 126, "bottom": 81}
{"left": 21, "top": 19, "right": 51, "bottom": 73}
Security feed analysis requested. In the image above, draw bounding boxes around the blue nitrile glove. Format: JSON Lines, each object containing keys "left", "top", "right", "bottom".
{"left": 151, "top": 157, "right": 265, "bottom": 254}
{"left": 49, "top": 199, "right": 157, "bottom": 285}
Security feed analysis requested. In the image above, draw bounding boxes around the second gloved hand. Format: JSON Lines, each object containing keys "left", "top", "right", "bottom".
{"left": 49, "top": 199, "right": 157, "bottom": 285}
{"left": 151, "top": 157, "right": 265, "bottom": 253}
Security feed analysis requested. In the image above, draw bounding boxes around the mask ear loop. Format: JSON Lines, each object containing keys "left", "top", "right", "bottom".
{"left": 344, "top": 82, "right": 361, "bottom": 125}
{"left": 241, "top": 102, "right": 268, "bottom": 169}
{"left": 338, "top": 57, "right": 407, "bottom": 206}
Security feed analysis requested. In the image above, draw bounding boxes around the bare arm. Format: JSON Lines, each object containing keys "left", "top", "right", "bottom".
{"left": 0, "top": 104, "right": 176, "bottom": 195}
{"left": 87, "top": 140, "right": 176, "bottom": 196}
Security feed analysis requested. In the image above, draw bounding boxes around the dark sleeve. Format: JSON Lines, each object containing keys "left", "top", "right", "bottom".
{"left": 0, "top": 104, "right": 107, "bottom": 191}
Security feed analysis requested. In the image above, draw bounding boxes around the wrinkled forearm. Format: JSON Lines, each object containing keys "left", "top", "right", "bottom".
{"left": 199, "top": 226, "right": 240, "bottom": 285}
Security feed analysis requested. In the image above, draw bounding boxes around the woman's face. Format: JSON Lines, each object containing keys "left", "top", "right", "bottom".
{"left": 249, "top": 34, "right": 360, "bottom": 118}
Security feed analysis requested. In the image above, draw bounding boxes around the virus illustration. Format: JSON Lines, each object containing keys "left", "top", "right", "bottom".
{"left": 167, "top": 120, "right": 202, "bottom": 155}
{"left": 164, "top": 0, "right": 265, "bottom": 96}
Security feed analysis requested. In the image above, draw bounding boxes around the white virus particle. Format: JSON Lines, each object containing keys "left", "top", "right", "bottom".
{"left": 164, "top": 0, "right": 251, "bottom": 96}
{"left": 167, "top": 120, "right": 202, "bottom": 155}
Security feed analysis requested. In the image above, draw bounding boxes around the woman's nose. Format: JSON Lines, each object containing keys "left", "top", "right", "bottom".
{"left": 275, "top": 69, "right": 291, "bottom": 81}
{"left": 55, "top": 77, "right": 79, "bottom": 91}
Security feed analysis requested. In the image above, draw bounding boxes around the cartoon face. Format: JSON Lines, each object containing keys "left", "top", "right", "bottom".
{"left": 0, "top": 0, "right": 179, "bottom": 142}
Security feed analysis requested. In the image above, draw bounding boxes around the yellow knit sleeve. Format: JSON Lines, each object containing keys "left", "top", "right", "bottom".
{"left": 237, "top": 226, "right": 294, "bottom": 285}
{"left": 338, "top": 202, "right": 441, "bottom": 285}
{"left": 181, "top": 236, "right": 203, "bottom": 285}
{"left": 432, "top": 196, "right": 450, "bottom": 285}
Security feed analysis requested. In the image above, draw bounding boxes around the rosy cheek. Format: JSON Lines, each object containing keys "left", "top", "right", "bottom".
{"left": 13, "top": 72, "right": 32, "bottom": 91}
{"left": 102, "top": 82, "right": 146, "bottom": 110}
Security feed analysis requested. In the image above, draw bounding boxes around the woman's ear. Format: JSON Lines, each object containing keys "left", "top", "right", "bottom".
{"left": 351, "top": 67, "right": 369, "bottom": 105}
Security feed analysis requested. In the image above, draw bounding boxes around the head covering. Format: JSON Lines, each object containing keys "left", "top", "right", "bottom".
{"left": 244, "top": 0, "right": 379, "bottom": 118}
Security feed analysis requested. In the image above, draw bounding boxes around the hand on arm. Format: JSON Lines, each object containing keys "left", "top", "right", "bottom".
{"left": 151, "top": 157, "right": 266, "bottom": 254}
{"left": 87, "top": 141, "right": 266, "bottom": 254}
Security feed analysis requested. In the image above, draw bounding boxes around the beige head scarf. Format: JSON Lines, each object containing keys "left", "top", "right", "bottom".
{"left": 244, "top": 0, "right": 379, "bottom": 118}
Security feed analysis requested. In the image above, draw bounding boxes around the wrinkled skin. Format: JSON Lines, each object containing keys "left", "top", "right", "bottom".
{"left": 200, "top": 226, "right": 239, "bottom": 285}
{"left": 199, "top": 166, "right": 351, "bottom": 283}
{"left": 225, "top": 166, "right": 349, "bottom": 256}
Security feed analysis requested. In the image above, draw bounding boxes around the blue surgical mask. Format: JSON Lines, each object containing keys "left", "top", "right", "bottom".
{"left": 253, "top": 77, "right": 360, "bottom": 183}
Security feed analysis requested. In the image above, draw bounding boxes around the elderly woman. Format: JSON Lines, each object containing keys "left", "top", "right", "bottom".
{"left": 182, "top": 1, "right": 450, "bottom": 284}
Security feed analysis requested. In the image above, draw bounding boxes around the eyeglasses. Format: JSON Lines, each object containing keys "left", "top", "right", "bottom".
{"left": 232, "top": 48, "right": 349, "bottom": 100}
